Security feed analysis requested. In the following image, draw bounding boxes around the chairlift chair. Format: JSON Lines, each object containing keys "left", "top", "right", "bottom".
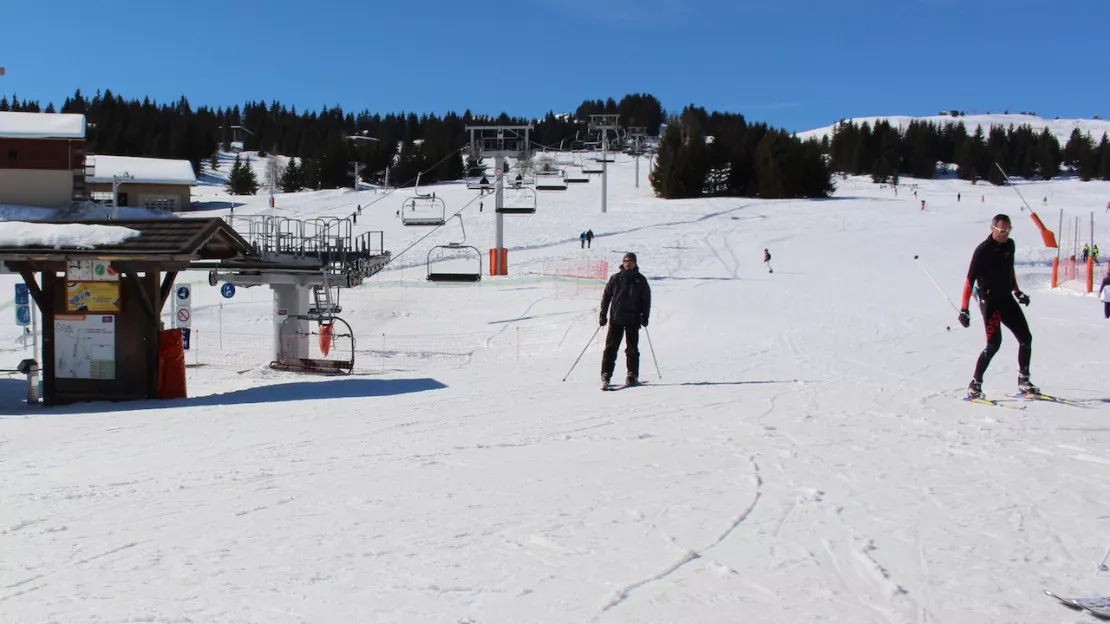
{"left": 535, "top": 168, "right": 568, "bottom": 191}
{"left": 465, "top": 166, "right": 494, "bottom": 193}
{"left": 566, "top": 166, "right": 589, "bottom": 183}
{"left": 401, "top": 196, "right": 447, "bottom": 226}
{"left": 498, "top": 187, "right": 538, "bottom": 214}
{"left": 426, "top": 214, "right": 482, "bottom": 282}
{"left": 581, "top": 160, "right": 604, "bottom": 174}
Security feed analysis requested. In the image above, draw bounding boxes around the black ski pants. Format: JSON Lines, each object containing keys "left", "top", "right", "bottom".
{"left": 1104, "top": 301, "right": 1109, "bottom": 319}
{"left": 973, "top": 296, "right": 1032, "bottom": 382}
{"left": 601, "top": 323, "right": 640, "bottom": 378}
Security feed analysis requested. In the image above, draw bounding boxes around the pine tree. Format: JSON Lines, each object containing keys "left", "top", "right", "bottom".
{"left": 209, "top": 152, "right": 220, "bottom": 171}
{"left": 755, "top": 131, "right": 789, "bottom": 198}
{"left": 1097, "top": 134, "right": 1110, "bottom": 181}
{"left": 649, "top": 123, "right": 685, "bottom": 197}
{"left": 225, "top": 156, "right": 243, "bottom": 194}
{"left": 225, "top": 155, "right": 260, "bottom": 195}
{"left": 1063, "top": 128, "right": 1086, "bottom": 171}
{"left": 957, "top": 125, "right": 987, "bottom": 182}
{"left": 1036, "top": 127, "right": 1061, "bottom": 180}
{"left": 281, "top": 158, "right": 302, "bottom": 192}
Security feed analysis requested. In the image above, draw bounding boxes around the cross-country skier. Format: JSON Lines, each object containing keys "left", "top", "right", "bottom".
{"left": 763, "top": 248, "right": 773, "bottom": 273}
{"left": 957, "top": 214, "right": 1037, "bottom": 399}
{"left": 599, "top": 252, "right": 651, "bottom": 390}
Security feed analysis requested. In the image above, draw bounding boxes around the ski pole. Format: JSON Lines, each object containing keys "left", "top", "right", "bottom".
{"left": 915, "top": 255, "right": 980, "bottom": 326}
{"left": 561, "top": 325, "right": 602, "bottom": 382}
{"left": 913, "top": 254, "right": 960, "bottom": 312}
{"left": 644, "top": 327, "right": 662, "bottom": 379}
{"left": 994, "top": 162, "right": 1034, "bottom": 213}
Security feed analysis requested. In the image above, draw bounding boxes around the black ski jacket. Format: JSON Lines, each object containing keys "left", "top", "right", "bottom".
{"left": 966, "top": 235, "right": 1018, "bottom": 300}
{"left": 601, "top": 267, "right": 651, "bottom": 326}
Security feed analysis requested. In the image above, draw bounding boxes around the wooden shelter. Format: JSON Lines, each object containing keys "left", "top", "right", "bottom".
{"left": 0, "top": 218, "right": 257, "bottom": 405}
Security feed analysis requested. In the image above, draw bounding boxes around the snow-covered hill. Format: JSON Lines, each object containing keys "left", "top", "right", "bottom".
{"left": 799, "top": 113, "right": 1110, "bottom": 144}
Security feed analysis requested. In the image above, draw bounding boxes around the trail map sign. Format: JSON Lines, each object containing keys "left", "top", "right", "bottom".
{"left": 54, "top": 314, "right": 116, "bottom": 379}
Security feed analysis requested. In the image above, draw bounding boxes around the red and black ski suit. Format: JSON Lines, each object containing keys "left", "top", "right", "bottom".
{"left": 960, "top": 235, "right": 1031, "bottom": 382}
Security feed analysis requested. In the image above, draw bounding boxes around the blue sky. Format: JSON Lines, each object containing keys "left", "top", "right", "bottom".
{"left": 1, "top": 0, "right": 1106, "bottom": 133}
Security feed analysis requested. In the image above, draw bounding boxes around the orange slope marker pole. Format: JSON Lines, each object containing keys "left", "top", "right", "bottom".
{"left": 994, "top": 162, "right": 1058, "bottom": 248}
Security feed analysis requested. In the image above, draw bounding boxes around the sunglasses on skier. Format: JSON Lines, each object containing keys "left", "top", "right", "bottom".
{"left": 992, "top": 225, "right": 1012, "bottom": 234}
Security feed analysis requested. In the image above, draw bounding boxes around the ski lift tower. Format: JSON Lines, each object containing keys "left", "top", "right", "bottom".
{"left": 466, "top": 125, "right": 533, "bottom": 276}
{"left": 220, "top": 124, "right": 254, "bottom": 152}
{"left": 589, "top": 115, "right": 620, "bottom": 213}
{"left": 347, "top": 133, "right": 381, "bottom": 198}
{"left": 627, "top": 127, "right": 647, "bottom": 188}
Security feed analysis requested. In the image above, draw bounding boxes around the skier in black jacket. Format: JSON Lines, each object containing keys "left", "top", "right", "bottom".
{"left": 957, "top": 214, "right": 1037, "bottom": 399}
{"left": 599, "top": 252, "right": 651, "bottom": 389}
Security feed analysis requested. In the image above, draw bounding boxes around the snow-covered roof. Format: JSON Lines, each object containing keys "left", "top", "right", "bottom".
{"left": 0, "top": 221, "right": 139, "bottom": 249}
{"left": 88, "top": 155, "right": 197, "bottom": 186}
{"left": 0, "top": 111, "right": 86, "bottom": 139}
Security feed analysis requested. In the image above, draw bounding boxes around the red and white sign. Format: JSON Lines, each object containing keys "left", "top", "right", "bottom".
{"left": 494, "top": 168, "right": 503, "bottom": 177}
{"left": 176, "top": 307, "right": 191, "bottom": 325}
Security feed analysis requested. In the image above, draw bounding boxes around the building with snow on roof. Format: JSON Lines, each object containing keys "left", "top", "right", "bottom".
{"left": 87, "top": 155, "right": 197, "bottom": 212}
{"left": 0, "top": 111, "right": 87, "bottom": 208}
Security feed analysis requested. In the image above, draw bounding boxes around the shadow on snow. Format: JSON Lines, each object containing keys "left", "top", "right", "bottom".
{"left": 0, "top": 377, "right": 447, "bottom": 417}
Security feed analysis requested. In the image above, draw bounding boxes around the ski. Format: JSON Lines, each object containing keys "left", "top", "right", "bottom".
{"left": 604, "top": 381, "right": 646, "bottom": 392}
{"left": 1044, "top": 590, "right": 1110, "bottom": 620}
{"left": 1009, "top": 393, "right": 1090, "bottom": 408}
{"left": 962, "top": 396, "right": 1025, "bottom": 410}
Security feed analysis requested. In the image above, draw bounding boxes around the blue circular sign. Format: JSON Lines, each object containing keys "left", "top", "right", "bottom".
{"left": 220, "top": 283, "right": 236, "bottom": 299}
{"left": 15, "top": 305, "right": 31, "bottom": 325}
{"left": 176, "top": 285, "right": 191, "bottom": 300}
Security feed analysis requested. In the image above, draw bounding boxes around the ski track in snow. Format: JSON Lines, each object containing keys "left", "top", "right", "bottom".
{"left": 597, "top": 456, "right": 763, "bottom": 616}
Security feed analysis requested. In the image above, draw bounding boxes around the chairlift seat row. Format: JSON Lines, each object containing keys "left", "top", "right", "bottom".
{"left": 425, "top": 215, "right": 483, "bottom": 282}
{"left": 401, "top": 195, "right": 447, "bottom": 227}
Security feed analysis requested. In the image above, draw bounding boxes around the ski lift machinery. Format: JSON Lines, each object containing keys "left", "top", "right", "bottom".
{"left": 426, "top": 214, "right": 482, "bottom": 282}
{"left": 401, "top": 172, "right": 447, "bottom": 226}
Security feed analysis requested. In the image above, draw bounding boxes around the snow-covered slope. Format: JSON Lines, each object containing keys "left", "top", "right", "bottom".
{"left": 2, "top": 154, "right": 1110, "bottom": 623}
{"left": 799, "top": 113, "right": 1110, "bottom": 144}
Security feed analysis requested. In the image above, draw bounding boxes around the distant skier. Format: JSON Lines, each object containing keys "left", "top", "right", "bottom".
{"left": 957, "top": 214, "right": 1037, "bottom": 399}
{"left": 1093, "top": 244, "right": 1100, "bottom": 263}
{"left": 763, "top": 248, "right": 773, "bottom": 273}
{"left": 586, "top": 229, "right": 594, "bottom": 249}
{"left": 599, "top": 252, "right": 651, "bottom": 390}
{"left": 1083, "top": 244, "right": 1090, "bottom": 262}
{"left": 958, "top": 192, "right": 961, "bottom": 202}
{"left": 920, "top": 200, "right": 926, "bottom": 211}
{"left": 1100, "top": 273, "right": 1110, "bottom": 319}
{"left": 580, "top": 231, "right": 587, "bottom": 249}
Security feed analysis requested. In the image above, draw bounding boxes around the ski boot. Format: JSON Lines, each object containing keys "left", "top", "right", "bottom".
{"left": 967, "top": 379, "right": 983, "bottom": 400}
{"left": 1017, "top": 375, "right": 1039, "bottom": 395}
{"left": 625, "top": 374, "right": 639, "bottom": 388}
{"left": 601, "top": 373, "right": 611, "bottom": 391}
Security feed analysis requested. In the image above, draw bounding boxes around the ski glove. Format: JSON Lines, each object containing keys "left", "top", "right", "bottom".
{"left": 958, "top": 309, "right": 971, "bottom": 328}
{"left": 599, "top": 315, "right": 607, "bottom": 327}
{"left": 641, "top": 317, "right": 649, "bottom": 328}
{"left": 1015, "top": 291, "right": 1030, "bottom": 306}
